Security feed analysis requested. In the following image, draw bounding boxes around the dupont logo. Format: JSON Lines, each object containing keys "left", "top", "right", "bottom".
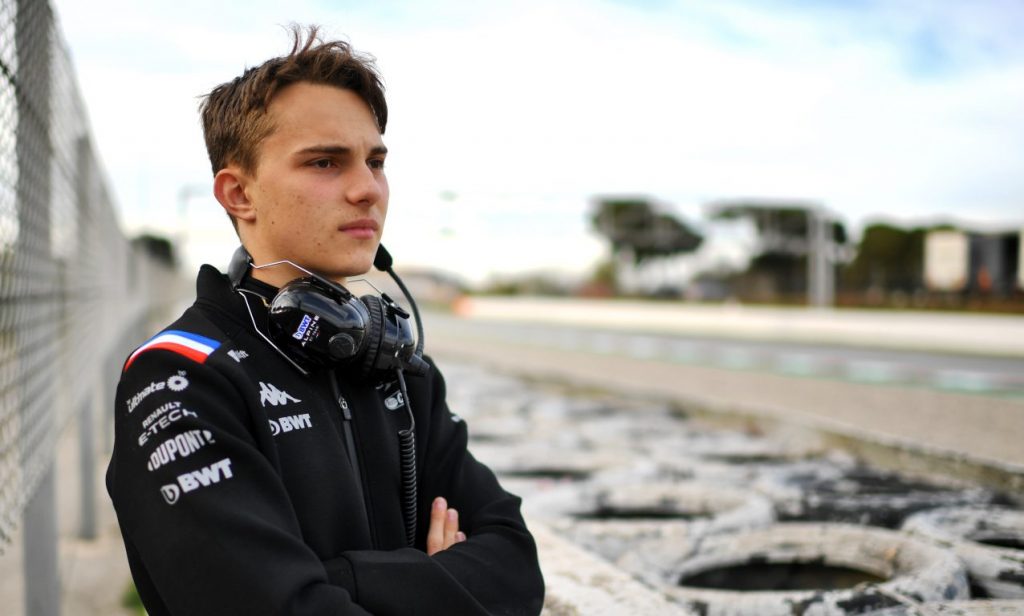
{"left": 146, "top": 429, "right": 215, "bottom": 471}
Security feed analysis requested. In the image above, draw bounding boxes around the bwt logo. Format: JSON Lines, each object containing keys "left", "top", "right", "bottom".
{"left": 159, "top": 458, "right": 234, "bottom": 505}
{"left": 269, "top": 413, "right": 312, "bottom": 436}
{"left": 293, "top": 314, "right": 313, "bottom": 340}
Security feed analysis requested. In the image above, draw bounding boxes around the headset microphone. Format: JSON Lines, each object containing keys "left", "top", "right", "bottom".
{"left": 373, "top": 243, "right": 394, "bottom": 270}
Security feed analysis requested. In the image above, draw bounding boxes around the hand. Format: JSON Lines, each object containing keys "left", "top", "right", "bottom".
{"left": 426, "top": 496, "right": 467, "bottom": 556}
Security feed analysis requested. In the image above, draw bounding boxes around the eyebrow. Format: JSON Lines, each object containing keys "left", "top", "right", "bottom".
{"left": 295, "top": 144, "right": 388, "bottom": 157}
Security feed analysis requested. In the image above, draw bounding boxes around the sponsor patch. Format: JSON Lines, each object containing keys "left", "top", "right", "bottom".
{"left": 126, "top": 371, "right": 190, "bottom": 413}
{"left": 160, "top": 458, "right": 234, "bottom": 505}
{"left": 125, "top": 330, "right": 221, "bottom": 370}
{"left": 142, "top": 400, "right": 179, "bottom": 429}
{"left": 384, "top": 391, "right": 405, "bottom": 411}
{"left": 293, "top": 314, "right": 313, "bottom": 340}
{"left": 160, "top": 484, "right": 181, "bottom": 505}
{"left": 138, "top": 406, "right": 198, "bottom": 447}
{"left": 146, "top": 429, "right": 215, "bottom": 471}
{"left": 268, "top": 413, "right": 312, "bottom": 436}
{"left": 227, "top": 349, "right": 249, "bottom": 363}
{"left": 259, "top": 382, "right": 300, "bottom": 407}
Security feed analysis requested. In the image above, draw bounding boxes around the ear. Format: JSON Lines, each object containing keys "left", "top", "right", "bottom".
{"left": 213, "top": 166, "right": 257, "bottom": 223}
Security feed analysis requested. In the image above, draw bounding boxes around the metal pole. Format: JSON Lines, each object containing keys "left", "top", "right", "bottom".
{"left": 78, "top": 394, "right": 97, "bottom": 540}
{"left": 23, "top": 463, "right": 60, "bottom": 616}
{"left": 808, "top": 207, "right": 834, "bottom": 308}
{"left": 17, "top": 0, "right": 60, "bottom": 613}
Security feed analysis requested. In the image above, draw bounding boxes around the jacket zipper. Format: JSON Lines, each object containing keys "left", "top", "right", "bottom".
{"left": 329, "top": 373, "right": 374, "bottom": 546}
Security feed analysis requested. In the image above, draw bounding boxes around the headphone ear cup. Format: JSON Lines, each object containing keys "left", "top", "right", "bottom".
{"left": 357, "top": 294, "right": 385, "bottom": 379}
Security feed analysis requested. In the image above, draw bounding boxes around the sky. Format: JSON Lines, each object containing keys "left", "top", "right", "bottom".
{"left": 51, "top": 0, "right": 1024, "bottom": 284}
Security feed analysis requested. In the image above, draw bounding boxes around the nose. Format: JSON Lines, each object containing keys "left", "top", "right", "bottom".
{"left": 344, "top": 164, "right": 385, "bottom": 207}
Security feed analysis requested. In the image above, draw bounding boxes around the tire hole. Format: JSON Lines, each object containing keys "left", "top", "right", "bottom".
{"left": 573, "top": 505, "right": 704, "bottom": 521}
{"left": 678, "top": 560, "right": 887, "bottom": 591}
{"left": 502, "top": 468, "right": 591, "bottom": 481}
{"left": 974, "top": 536, "right": 1024, "bottom": 551}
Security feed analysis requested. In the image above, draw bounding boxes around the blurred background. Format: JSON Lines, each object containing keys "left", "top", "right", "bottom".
{"left": 0, "top": 0, "right": 1022, "bottom": 614}
{"left": 48, "top": 0, "right": 1024, "bottom": 300}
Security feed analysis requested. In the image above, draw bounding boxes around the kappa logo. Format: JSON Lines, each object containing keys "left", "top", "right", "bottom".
{"left": 227, "top": 349, "right": 249, "bottom": 363}
{"left": 160, "top": 458, "right": 234, "bottom": 505}
{"left": 126, "top": 371, "right": 189, "bottom": 413}
{"left": 259, "top": 382, "right": 300, "bottom": 407}
{"left": 384, "top": 391, "right": 405, "bottom": 411}
{"left": 268, "top": 413, "right": 312, "bottom": 436}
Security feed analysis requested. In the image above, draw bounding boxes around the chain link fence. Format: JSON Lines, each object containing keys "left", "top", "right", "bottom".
{"left": 0, "top": 0, "right": 186, "bottom": 555}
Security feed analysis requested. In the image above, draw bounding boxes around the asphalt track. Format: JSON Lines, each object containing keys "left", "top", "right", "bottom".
{"left": 423, "top": 302, "right": 1024, "bottom": 495}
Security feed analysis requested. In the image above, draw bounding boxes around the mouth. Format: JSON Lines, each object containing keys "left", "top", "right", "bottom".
{"left": 339, "top": 219, "right": 380, "bottom": 239}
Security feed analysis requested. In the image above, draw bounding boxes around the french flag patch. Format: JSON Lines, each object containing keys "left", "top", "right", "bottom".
{"left": 125, "top": 330, "right": 222, "bottom": 370}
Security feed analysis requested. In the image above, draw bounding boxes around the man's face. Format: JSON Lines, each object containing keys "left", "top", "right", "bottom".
{"left": 241, "top": 82, "right": 388, "bottom": 284}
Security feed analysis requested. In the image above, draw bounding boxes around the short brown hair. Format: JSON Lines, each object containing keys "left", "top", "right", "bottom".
{"left": 200, "top": 24, "right": 387, "bottom": 177}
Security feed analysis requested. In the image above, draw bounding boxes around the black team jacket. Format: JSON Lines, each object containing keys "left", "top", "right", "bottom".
{"left": 106, "top": 265, "right": 544, "bottom": 615}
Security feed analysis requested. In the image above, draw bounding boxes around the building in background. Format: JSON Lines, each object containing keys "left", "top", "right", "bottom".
{"left": 925, "top": 229, "right": 1022, "bottom": 297}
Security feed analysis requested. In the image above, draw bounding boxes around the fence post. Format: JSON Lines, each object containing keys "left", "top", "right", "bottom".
{"left": 75, "top": 130, "right": 98, "bottom": 542}
{"left": 78, "top": 393, "right": 97, "bottom": 540}
{"left": 16, "top": 0, "right": 60, "bottom": 614}
{"left": 22, "top": 464, "right": 60, "bottom": 616}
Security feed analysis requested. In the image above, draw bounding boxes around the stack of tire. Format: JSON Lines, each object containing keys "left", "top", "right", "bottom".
{"left": 443, "top": 360, "right": 1024, "bottom": 615}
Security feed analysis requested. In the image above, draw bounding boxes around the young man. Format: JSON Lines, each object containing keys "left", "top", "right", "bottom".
{"left": 107, "top": 26, "right": 544, "bottom": 615}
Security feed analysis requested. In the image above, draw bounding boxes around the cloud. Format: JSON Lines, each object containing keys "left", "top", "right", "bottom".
{"left": 52, "top": 0, "right": 1024, "bottom": 280}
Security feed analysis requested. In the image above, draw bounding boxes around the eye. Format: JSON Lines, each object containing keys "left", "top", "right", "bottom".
{"left": 310, "top": 158, "right": 335, "bottom": 169}
{"left": 368, "top": 157, "right": 386, "bottom": 171}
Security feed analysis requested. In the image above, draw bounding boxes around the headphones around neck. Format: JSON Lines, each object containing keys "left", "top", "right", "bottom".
{"left": 228, "top": 244, "right": 429, "bottom": 380}
{"left": 230, "top": 244, "right": 427, "bottom": 547}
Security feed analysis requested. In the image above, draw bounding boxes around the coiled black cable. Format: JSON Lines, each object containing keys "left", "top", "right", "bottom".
{"left": 395, "top": 368, "right": 417, "bottom": 547}
{"left": 378, "top": 246, "right": 424, "bottom": 548}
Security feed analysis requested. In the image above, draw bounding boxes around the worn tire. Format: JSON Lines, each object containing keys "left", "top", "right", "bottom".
{"left": 620, "top": 522, "right": 969, "bottom": 616}
{"left": 523, "top": 480, "right": 775, "bottom": 562}
{"left": 902, "top": 506, "right": 1024, "bottom": 599}
{"left": 529, "top": 520, "right": 696, "bottom": 615}
{"left": 644, "top": 429, "right": 826, "bottom": 465}
{"left": 472, "top": 442, "right": 631, "bottom": 480}
{"left": 864, "top": 599, "right": 1024, "bottom": 614}
{"left": 753, "top": 466, "right": 999, "bottom": 528}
